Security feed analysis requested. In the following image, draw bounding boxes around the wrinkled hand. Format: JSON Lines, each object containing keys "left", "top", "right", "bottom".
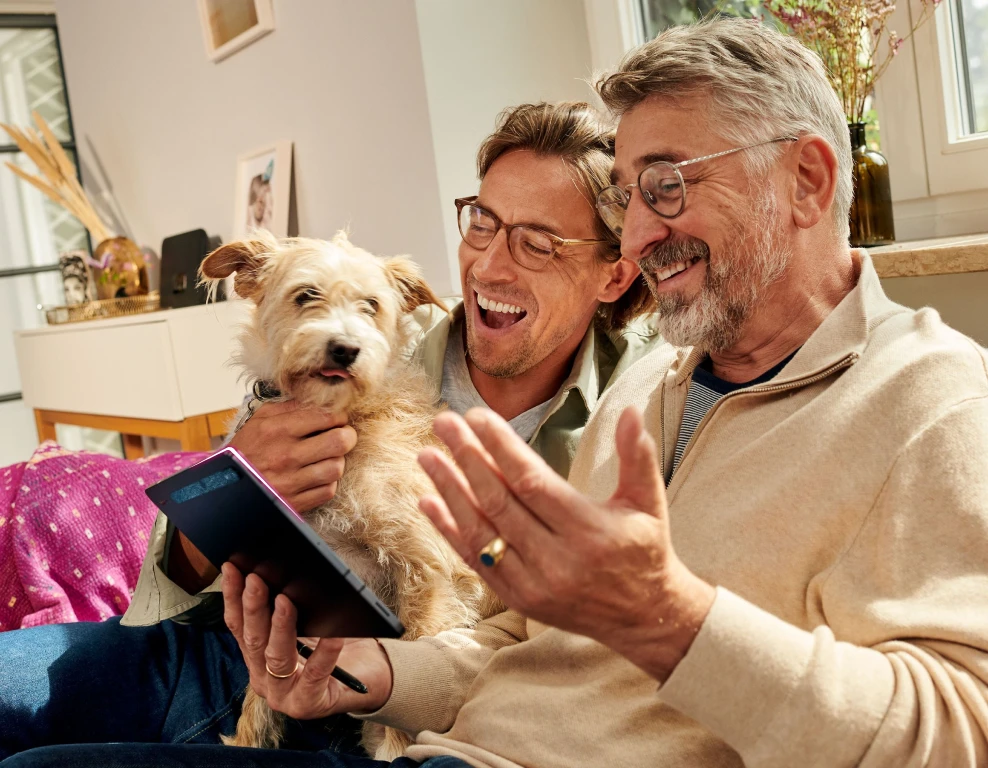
{"left": 221, "top": 564, "right": 394, "bottom": 718}
{"left": 229, "top": 401, "right": 357, "bottom": 513}
{"left": 417, "top": 407, "right": 716, "bottom": 682}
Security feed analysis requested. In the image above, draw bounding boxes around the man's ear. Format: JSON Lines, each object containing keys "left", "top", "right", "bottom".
{"left": 788, "top": 134, "right": 838, "bottom": 231}
{"left": 199, "top": 231, "right": 279, "bottom": 300}
{"left": 384, "top": 256, "right": 447, "bottom": 314}
{"left": 596, "top": 257, "right": 641, "bottom": 303}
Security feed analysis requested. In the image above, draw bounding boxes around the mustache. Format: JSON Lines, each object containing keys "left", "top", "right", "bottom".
{"left": 638, "top": 238, "right": 710, "bottom": 275}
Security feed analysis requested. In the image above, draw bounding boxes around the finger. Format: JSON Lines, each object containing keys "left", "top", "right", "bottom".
{"left": 462, "top": 408, "right": 590, "bottom": 530}
{"left": 240, "top": 573, "right": 274, "bottom": 676}
{"left": 418, "top": 446, "right": 495, "bottom": 551}
{"left": 293, "top": 425, "right": 357, "bottom": 467}
{"left": 417, "top": 491, "right": 471, "bottom": 558}
{"left": 290, "top": 483, "right": 338, "bottom": 514}
{"left": 295, "top": 636, "right": 344, "bottom": 699}
{"left": 430, "top": 413, "right": 550, "bottom": 558}
{"left": 264, "top": 595, "right": 301, "bottom": 685}
{"left": 291, "top": 457, "right": 346, "bottom": 494}
{"left": 420, "top": 494, "right": 526, "bottom": 598}
{"left": 258, "top": 404, "right": 349, "bottom": 438}
{"left": 221, "top": 562, "right": 247, "bottom": 643}
{"left": 612, "top": 407, "right": 664, "bottom": 517}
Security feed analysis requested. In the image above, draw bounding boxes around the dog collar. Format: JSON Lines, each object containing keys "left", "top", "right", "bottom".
{"left": 232, "top": 379, "right": 283, "bottom": 434}
{"left": 252, "top": 380, "right": 282, "bottom": 401}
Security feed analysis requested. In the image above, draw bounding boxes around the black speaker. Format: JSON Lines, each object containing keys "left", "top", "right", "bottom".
{"left": 160, "top": 229, "right": 223, "bottom": 309}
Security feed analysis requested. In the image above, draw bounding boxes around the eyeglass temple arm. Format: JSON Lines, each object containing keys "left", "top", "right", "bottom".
{"left": 677, "top": 136, "right": 798, "bottom": 169}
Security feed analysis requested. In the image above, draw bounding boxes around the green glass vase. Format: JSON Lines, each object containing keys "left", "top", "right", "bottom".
{"left": 848, "top": 123, "right": 895, "bottom": 247}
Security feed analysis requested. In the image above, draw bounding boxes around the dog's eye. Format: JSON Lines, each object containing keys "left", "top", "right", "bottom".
{"left": 295, "top": 288, "right": 321, "bottom": 307}
{"left": 360, "top": 297, "right": 379, "bottom": 316}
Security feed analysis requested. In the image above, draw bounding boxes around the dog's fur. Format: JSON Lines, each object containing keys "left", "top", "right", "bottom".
{"left": 200, "top": 231, "right": 501, "bottom": 759}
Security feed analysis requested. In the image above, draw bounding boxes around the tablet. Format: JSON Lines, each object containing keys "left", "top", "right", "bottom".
{"left": 145, "top": 446, "right": 404, "bottom": 639}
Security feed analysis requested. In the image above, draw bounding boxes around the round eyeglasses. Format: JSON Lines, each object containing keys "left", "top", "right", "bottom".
{"left": 455, "top": 197, "right": 605, "bottom": 271}
{"left": 595, "top": 136, "right": 798, "bottom": 237}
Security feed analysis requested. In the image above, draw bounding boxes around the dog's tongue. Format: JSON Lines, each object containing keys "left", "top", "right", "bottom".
{"left": 486, "top": 309, "right": 524, "bottom": 330}
{"left": 320, "top": 369, "right": 351, "bottom": 379}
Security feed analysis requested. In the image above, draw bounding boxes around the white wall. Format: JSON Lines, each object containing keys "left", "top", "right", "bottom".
{"left": 414, "top": 0, "right": 596, "bottom": 289}
{"left": 53, "top": 0, "right": 453, "bottom": 291}
{"left": 882, "top": 273, "right": 988, "bottom": 347}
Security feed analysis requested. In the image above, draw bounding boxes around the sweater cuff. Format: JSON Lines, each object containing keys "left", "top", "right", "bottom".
{"left": 352, "top": 637, "right": 459, "bottom": 736}
{"left": 657, "top": 587, "right": 893, "bottom": 766}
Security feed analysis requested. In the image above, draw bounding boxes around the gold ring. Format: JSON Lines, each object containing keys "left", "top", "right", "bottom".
{"left": 265, "top": 660, "right": 299, "bottom": 679}
{"left": 479, "top": 535, "right": 508, "bottom": 568}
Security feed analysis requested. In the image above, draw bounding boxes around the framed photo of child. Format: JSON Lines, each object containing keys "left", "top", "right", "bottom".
{"left": 233, "top": 141, "right": 293, "bottom": 240}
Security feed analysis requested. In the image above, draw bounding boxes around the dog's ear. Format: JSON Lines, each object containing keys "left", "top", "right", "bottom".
{"left": 384, "top": 256, "right": 447, "bottom": 314}
{"left": 199, "top": 231, "right": 279, "bottom": 300}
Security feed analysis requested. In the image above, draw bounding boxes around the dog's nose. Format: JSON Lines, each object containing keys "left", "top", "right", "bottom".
{"left": 329, "top": 343, "right": 360, "bottom": 368}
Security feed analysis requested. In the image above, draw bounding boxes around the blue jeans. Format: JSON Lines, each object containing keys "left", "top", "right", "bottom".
{"left": 0, "top": 745, "right": 476, "bottom": 768}
{"left": 0, "top": 745, "right": 474, "bottom": 768}
{"left": 0, "top": 617, "right": 367, "bottom": 762}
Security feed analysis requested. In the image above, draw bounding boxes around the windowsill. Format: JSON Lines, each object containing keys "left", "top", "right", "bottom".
{"left": 869, "top": 233, "right": 988, "bottom": 278}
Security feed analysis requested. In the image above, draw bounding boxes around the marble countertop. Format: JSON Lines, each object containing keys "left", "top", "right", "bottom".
{"left": 870, "top": 233, "right": 988, "bottom": 278}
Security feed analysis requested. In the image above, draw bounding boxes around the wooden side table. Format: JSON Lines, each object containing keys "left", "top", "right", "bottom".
{"left": 15, "top": 301, "right": 250, "bottom": 459}
{"left": 32, "top": 407, "right": 237, "bottom": 459}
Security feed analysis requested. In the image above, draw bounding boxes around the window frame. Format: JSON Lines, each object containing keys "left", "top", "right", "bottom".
{"left": 911, "top": 0, "right": 988, "bottom": 190}
{"left": 871, "top": 0, "right": 988, "bottom": 238}
{"left": 588, "top": 0, "right": 988, "bottom": 241}
{"left": 0, "top": 11, "right": 84, "bottom": 403}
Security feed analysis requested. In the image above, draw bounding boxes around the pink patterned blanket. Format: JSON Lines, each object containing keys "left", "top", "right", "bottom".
{"left": 0, "top": 442, "right": 206, "bottom": 631}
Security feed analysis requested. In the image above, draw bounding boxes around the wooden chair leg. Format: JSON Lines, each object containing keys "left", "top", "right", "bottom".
{"left": 179, "top": 415, "right": 212, "bottom": 452}
{"left": 122, "top": 434, "right": 145, "bottom": 460}
{"left": 34, "top": 410, "right": 57, "bottom": 445}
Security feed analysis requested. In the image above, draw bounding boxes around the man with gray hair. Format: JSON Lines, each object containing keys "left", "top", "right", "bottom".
{"left": 331, "top": 16, "right": 986, "bottom": 768}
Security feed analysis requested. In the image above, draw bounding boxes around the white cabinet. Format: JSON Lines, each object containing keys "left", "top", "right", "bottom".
{"left": 13, "top": 301, "right": 250, "bottom": 456}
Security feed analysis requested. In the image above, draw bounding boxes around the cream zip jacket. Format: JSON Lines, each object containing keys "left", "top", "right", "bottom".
{"left": 364, "top": 252, "right": 988, "bottom": 768}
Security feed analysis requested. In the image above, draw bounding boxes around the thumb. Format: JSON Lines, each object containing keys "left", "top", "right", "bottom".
{"left": 611, "top": 406, "right": 664, "bottom": 517}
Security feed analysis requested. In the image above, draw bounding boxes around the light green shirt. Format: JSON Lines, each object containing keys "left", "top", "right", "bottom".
{"left": 121, "top": 300, "right": 664, "bottom": 628}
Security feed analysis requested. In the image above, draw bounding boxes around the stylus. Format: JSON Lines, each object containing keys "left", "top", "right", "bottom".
{"left": 296, "top": 640, "right": 368, "bottom": 694}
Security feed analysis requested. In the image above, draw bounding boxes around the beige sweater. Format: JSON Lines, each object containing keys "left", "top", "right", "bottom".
{"left": 366, "top": 253, "right": 988, "bottom": 768}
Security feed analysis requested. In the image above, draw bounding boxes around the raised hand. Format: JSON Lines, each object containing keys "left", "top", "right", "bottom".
{"left": 417, "top": 406, "right": 716, "bottom": 682}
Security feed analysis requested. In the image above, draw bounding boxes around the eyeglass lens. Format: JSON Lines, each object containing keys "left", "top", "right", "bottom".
{"left": 596, "top": 162, "right": 685, "bottom": 236}
{"left": 458, "top": 204, "right": 556, "bottom": 269}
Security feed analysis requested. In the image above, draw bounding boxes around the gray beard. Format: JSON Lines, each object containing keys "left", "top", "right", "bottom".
{"left": 639, "top": 194, "right": 791, "bottom": 353}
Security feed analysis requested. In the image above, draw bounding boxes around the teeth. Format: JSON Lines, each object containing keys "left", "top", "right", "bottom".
{"left": 476, "top": 292, "right": 523, "bottom": 314}
{"left": 654, "top": 258, "right": 696, "bottom": 282}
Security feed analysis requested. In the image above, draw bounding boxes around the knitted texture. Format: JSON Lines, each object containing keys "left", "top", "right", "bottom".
{"left": 0, "top": 443, "right": 205, "bottom": 630}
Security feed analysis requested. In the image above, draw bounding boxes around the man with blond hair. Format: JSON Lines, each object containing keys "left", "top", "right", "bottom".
{"left": 216, "top": 16, "right": 986, "bottom": 768}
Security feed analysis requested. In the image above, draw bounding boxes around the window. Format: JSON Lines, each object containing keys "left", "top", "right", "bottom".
{"left": 639, "top": 0, "right": 765, "bottom": 40}
{"left": 0, "top": 13, "right": 115, "bottom": 465}
{"left": 951, "top": 0, "right": 988, "bottom": 135}
{"left": 626, "top": 0, "right": 988, "bottom": 236}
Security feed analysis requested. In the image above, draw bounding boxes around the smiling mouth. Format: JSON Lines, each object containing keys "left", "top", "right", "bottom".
{"left": 476, "top": 290, "right": 527, "bottom": 330}
{"left": 649, "top": 256, "right": 701, "bottom": 283}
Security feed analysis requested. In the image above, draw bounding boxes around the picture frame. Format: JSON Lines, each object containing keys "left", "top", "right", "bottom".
{"left": 58, "top": 250, "right": 94, "bottom": 307}
{"left": 197, "top": 0, "right": 275, "bottom": 63}
{"left": 232, "top": 140, "right": 293, "bottom": 240}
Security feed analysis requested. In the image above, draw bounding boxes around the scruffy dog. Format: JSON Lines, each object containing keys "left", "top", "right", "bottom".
{"left": 199, "top": 231, "right": 500, "bottom": 760}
